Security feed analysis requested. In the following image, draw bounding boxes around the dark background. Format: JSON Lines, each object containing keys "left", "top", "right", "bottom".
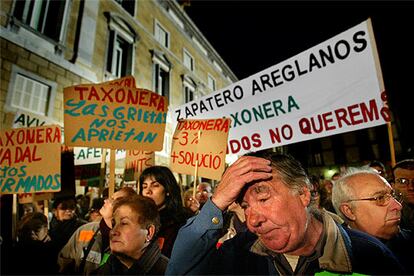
{"left": 184, "top": 0, "right": 413, "bottom": 159}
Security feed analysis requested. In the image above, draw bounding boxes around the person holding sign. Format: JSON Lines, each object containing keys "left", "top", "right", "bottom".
{"left": 166, "top": 152, "right": 405, "bottom": 275}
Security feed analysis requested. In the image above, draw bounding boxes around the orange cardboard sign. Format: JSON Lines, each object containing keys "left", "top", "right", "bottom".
{"left": 170, "top": 118, "right": 230, "bottom": 180}
{"left": 0, "top": 125, "right": 62, "bottom": 194}
{"left": 125, "top": 150, "right": 154, "bottom": 180}
{"left": 63, "top": 84, "right": 168, "bottom": 150}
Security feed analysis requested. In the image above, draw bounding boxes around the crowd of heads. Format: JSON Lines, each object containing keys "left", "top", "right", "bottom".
{"left": 5, "top": 153, "right": 413, "bottom": 275}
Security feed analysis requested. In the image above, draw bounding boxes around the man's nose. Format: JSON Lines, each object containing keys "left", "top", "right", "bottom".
{"left": 247, "top": 208, "right": 265, "bottom": 228}
{"left": 389, "top": 197, "right": 403, "bottom": 211}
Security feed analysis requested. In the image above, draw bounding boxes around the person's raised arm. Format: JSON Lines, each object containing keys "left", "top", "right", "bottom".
{"left": 166, "top": 156, "right": 272, "bottom": 275}
{"left": 212, "top": 156, "right": 272, "bottom": 210}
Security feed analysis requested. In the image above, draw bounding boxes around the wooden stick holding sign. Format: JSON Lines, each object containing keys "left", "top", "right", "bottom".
{"left": 109, "top": 149, "right": 116, "bottom": 198}
{"left": 387, "top": 122, "right": 396, "bottom": 167}
{"left": 192, "top": 130, "right": 202, "bottom": 198}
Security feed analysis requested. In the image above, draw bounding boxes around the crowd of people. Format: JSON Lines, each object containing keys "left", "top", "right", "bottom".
{"left": 1, "top": 153, "right": 413, "bottom": 275}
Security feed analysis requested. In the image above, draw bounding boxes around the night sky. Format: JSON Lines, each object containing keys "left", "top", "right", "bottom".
{"left": 184, "top": 1, "right": 414, "bottom": 155}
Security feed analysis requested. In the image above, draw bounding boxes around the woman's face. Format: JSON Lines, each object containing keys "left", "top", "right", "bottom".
{"left": 141, "top": 176, "right": 166, "bottom": 208}
{"left": 110, "top": 205, "right": 148, "bottom": 260}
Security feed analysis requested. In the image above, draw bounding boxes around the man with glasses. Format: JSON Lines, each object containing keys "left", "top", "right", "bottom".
{"left": 332, "top": 167, "right": 413, "bottom": 274}
{"left": 195, "top": 182, "right": 213, "bottom": 208}
{"left": 393, "top": 159, "right": 414, "bottom": 232}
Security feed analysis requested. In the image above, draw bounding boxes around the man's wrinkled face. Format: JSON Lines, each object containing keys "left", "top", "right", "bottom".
{"left": 347, "top": 174, "right": 402, "bottom": 240}
{"left": 394, "top": 168, "right": 414, "bottom": 205}
{"left": 241, "top": 175, "right": 310, "bottom": 253}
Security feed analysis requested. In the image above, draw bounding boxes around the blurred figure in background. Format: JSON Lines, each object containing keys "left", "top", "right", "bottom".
{"left": 183, "top": 188, "right": 200, "bottom": 216}
{"left": 139, "top": 166, "right": 191, "bottom": 257}
{"left": 50, "top": 197, "right": 87, "bottom": 252}
{"left": 9, "top": 212, "right": 59, "bottom": 274}
{"left": 87, "top": 198, "right": 105, "bottom": 222}
{"left": 393, "top": 159, "right": 414, "bottom": 231}
{"left": 368, "top": 160, "right": 388, "bottom": 179}
{"left": 195, "top": 182, "right": 213, "bottom": 209}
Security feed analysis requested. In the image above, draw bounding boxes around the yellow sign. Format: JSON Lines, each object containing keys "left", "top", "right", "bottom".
{"left": 64, "top": 84, "right": 168, "bottom": 150}
{"left": 0, "top": 125, "right": 62, "bottom": 194}
{"left": 170, "top": 118, "right": 230, "bottom": 180}
{"left": 125, "top": 150, "right": 155, "bottom": 180}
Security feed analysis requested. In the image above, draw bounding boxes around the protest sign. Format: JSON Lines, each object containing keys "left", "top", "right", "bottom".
{"left": 170, "top": 118, "right": 231, "bottom": 180}
{"left": 124, "top": 150, "right": 154, "bottom": 181}
{"left": 64, "top": 84, "right": 168, "bottom": 150}
{"left": 74, "top": 147, "right": 125, "bottom": 165}
{"left": 0, "top": 125, "right": 62, "bottom": 194}
{"left": 18, "top": 192, "right": 53, "bottom": 204}
{"left": 102, "top": 75, "right": 137, "bottom": 88}
{"left": 173, "top": 19, "right": 388, "bottom": 155}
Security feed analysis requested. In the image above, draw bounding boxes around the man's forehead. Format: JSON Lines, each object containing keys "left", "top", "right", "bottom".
{"left": 350, "top": 173, "right": 391, "bottom": 192}
{"left": 244, "top": 182, "right": 273, "bottom": 198}
{"left": 394, "top": 167, "right": 414, "bottom": 178}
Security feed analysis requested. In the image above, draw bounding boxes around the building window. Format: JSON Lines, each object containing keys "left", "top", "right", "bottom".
{"left": 208, "top": 74, "right": 216, "bottom": 91}
{"left": 12, "top": 0, "right": 68, "bottom": 42}
{"left": 6, "top": 66, "right": 56, "bottom": 116}
{"left": 152, "top": 50, "right": 171, "bottom": 100}
{"left": 105, "top": 13, "right": 135, "bottom": 79}
{"left": 154, "top": 21, "right": 169, "bottom": 48}
{"left": 183, "top": 49, "right": 194, "bottom": 72}
{"left": 114, "top": 0, "right": 135, "bottom": 15}
{"left": 183, "top": 75, "right": 196, "bottom": 103}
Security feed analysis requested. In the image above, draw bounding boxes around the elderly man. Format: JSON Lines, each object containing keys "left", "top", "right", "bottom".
{"left": 166, "top": 152, "right": 404, "bottom": 275}
{"left": 393, "top": 159, "right": 414, "bottom": 231}
{"left": 195, "top": 182, "right": 213, "bottom": 208}
{"left": 332, "top": 167, "right": 413, "bottom": 274}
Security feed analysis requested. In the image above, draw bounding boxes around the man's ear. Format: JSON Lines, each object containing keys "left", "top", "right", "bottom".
{"left": 340, "top": 204, "right": 356, "bottom": 221}
{"left": 300, "top": 187, "right": 311, "bottom": 207}
{"left": 146, "top": 224, "right": 156, "bottom": 242}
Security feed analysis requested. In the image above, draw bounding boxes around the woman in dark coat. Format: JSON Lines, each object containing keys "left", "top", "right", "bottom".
{"left": 10, "top": 212, "right": 59, "bottom": 275}
{"left": 139, "top": 166, "right": 191, "bottom": 257}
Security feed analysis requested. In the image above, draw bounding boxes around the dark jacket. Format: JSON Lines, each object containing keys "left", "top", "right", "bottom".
{"left": 166, "top": 199, "right": 405, "bottom": 275}
{"left": 8, "top": 239, "right": 60, "bottom": 275}
{"left": 384, "top": 228, "right": 414, "bottom": 274}
{"left": 158, "top": 207, "right": 189, "bottom": 258}
{"left": 50, "top": 216, "right": 87, "bottom": 252}
{"left": 94, "top": 240, "right": 168, "bottom": 275}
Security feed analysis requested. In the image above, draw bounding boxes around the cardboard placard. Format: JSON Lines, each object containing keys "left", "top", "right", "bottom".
{"left": 124, "top": 150, "right": 155, "bottom": 181}
{"left": 64, "top": 84, "right": 168, "bottom": 150}
{"left": 170, "top": 118, "right": 230, "bottom": 180}
{"left": 0, "top": 125, "right": 62, "bottom": 194}
{"left": 173, "top": 19, "right": 389, "bottom": 155}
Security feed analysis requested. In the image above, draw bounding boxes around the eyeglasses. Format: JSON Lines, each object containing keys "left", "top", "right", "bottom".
{"left": 395, "top": 178, "right": 414, "bottom": 186}
{"left": 346, "top": 190, "right": 403, "bottom": 206}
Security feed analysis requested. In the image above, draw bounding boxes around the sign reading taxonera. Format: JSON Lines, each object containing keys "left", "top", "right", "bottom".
{"left": 173, "top": 19, "right": 389, "bottom": 155}
{"left": 0, "top": 125, "right": 62, "bottom": 194}
{"left": 170, "top": 118, "right": 231, "bottom": 180}
{"left": 64, "top": 84, "right": 168, "bottom": 150}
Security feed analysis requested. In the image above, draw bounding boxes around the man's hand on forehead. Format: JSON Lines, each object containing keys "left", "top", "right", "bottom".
{"left": 211, "top": 156, "right": 272, "bottom": 211}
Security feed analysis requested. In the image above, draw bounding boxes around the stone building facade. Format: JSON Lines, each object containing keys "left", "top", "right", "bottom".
{"left": 0, "top": 0, "right": 237, "bottom": 187}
